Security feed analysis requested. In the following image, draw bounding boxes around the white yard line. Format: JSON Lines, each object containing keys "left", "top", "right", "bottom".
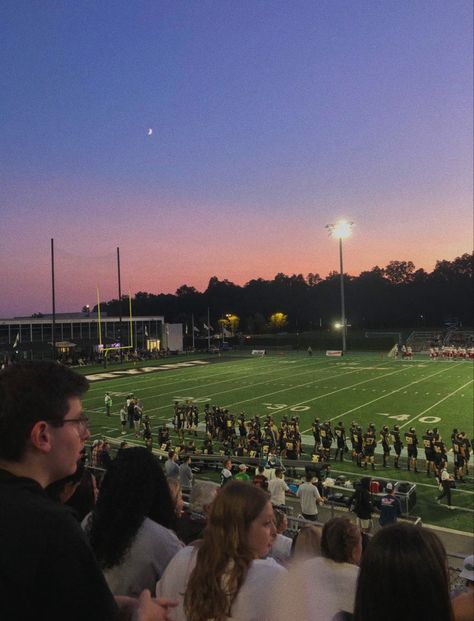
{"left": 84, "top": 356, "right": 325, "bottom": 395}
{"left": 225, "top": 367, "right": 409, "bottom": 411}
{"left": 119, "top": 365, "right": 371, "bottom": 417}
{"left": 83, "top": 358, "right": 330, "bottom": 405}
{"left": 399, "top": 379, "right": 474, "bottom": 429}
{"left": 300, "top": 363, "right": 464, "bottom": 432}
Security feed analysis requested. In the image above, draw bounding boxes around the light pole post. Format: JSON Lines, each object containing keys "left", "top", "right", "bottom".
{"left": 326, "top": 220, "right": 353, "bottom": 354}
{"left": 339, "top": 237, "right": 347, "bottom": 353}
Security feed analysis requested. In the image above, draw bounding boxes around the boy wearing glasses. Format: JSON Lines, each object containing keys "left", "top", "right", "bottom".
{"left": 0, "top": 361, "right": 175, "bottom": 621}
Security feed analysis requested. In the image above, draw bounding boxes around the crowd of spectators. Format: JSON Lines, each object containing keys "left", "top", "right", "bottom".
{"left": 0, "top": 360, "right": 472, "bottom": 621}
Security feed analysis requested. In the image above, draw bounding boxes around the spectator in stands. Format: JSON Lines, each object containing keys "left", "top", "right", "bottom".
{"left": 156, "top": 481, "right": 286, "bottom": 621}
{"left": 98, "top": 439, "right": 112, "bottom": 469}
{"left": 270, "top": 508, "right": 293, "bottom": 565}
{"left": 253, "top": 464, "right": 269, "bottom": 489}
{"left": 90, "top": 438, "right": 102, "bottom": 467}
{"left": 46, "top": 460, "right": 87, "bottom": 505}
{"left": 235, "top": 463, "right": 251, "bottom": 481}
{"left": 297, "top": 472, "right": 325, "bottom": 520}
{"left": 0, "top": 361, "right": 174, "bottom": 621}
{"left": 290, "top": 524, "right": 322, "bottom": 563}
{"left": 271, "top": 517, "right": 361, "bottom": 621}
{"left": 175, "top": 480, "right": 220, "bottom": 545}
{"left": 350, "top": 477, "right": 373, "bottom": 532}
{"left": 268, "top": 468, "right": 292, "bottom": 507}
{"left": 84, "top": 447, "right": 183, "bottom": 597}
{"left": 178, "top": 455, "right": 193, "bottom": 493}
{"left": 378, "top": 482, "right": 402, "bottom": 526}
{"left": 65, "top": 466, "right": 99, "bottom": 521}
{"left": 168, "top": 478, "right": 185, "bottom": 518}
{"left": 164, "top": 450, "right": 179, "bottom": 480}
{"left": 220, "top": 457, "right": 233, "bottom": 486}
{"left": 452, "top": 554, "right": 474, "bottom": 621}
{"left": 334, "top": 523, "right": 454, "bottom": 621}
{"left": 46, "top": 460, "right": 99, "bottom": 522}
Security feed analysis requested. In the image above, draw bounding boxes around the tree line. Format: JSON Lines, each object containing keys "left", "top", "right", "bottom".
{"left": 98, "top": 253, "right": 473, "bottom": 333}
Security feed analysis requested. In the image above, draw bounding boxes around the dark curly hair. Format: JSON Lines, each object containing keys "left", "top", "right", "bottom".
{"left": 86, "top": 447, "right": 176, "bottom": 569}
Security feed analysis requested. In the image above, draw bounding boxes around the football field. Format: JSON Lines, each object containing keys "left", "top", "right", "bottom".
{"left": 80, "top": 351, "right": 474, "bottom": 532}
{"left": 82, "top": 352, "right": 473, "bottom": 441}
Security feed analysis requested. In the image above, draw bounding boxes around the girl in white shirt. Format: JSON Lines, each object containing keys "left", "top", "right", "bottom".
{"left": 156, "top": 481, "right": 286, "bottom": 621}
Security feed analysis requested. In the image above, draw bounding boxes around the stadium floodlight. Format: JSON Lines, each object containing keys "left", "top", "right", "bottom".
{"left": 325, "top": 220, "right": 354, "bottom": 353}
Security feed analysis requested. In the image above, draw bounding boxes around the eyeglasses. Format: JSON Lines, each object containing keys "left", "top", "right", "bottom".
{"left": 48, "top": 416, "right": 90, "bottom": 432}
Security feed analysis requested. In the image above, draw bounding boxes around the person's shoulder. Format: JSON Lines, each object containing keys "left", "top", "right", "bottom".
{"left": 142, "top": 516, "right": 176, "bottom": 536}
{"left": 253, "top": 556, "right": 288, "bottom": 575}
{"left": 162, "top": 543, "right": 197, "bottom": 571}
{"left": 301, "top": 555, "right": 325, "bottom": 571}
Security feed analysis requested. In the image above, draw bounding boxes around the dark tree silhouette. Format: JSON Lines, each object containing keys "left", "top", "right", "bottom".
{"left": 98, "top": 253, "right": 473, "bottom": 332}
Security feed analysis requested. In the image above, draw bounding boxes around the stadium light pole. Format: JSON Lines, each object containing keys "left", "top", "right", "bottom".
{"left": 325, "top": 220, "right": 354, "bottom": 353}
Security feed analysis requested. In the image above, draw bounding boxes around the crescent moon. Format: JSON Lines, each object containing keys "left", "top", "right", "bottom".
{"left": 147, "top": 128, "right": 153, "bottom": 136}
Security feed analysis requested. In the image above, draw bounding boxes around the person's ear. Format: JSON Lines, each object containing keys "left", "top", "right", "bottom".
{"left": 30, "top": 421, "right": 53, "bottom": 453}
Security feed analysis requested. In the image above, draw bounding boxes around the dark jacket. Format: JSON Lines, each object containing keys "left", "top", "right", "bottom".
{"left": 0, "top": 469, "right": 118, "bottom": 621}
{"left": 350, "top": 477, "right": 373, "bottom": 520}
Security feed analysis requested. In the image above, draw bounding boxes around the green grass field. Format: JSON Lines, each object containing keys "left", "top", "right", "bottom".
{"left": 80, "top": 351, "right": 474, "bottom": 533}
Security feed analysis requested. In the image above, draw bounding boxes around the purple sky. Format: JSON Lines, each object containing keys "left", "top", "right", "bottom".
{"left": 1, "top": 1, "right": 472, "bottom": 317}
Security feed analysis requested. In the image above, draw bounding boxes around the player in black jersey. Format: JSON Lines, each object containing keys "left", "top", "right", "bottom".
{"left": 202, "top": 433, "right": 214, "bottom": 455}
{"left": 334, "top": 421, "right": 347, "bottom": 462}
{"left": 312, "top": 418, "right": 321, "bottom": 452}
{"left": 351, "top": 425, "right": 363, "bottom": 466}
{"left": 362, "top": 424, "right": 377, "bottom": 470}
{"left": 422, "top": 429, "right": 435, "bottom": 476}
{"left": 380, "top": 425, "right": 391, "bottom": 468}
{"left": 464, "top": 433, "right": 472, "bottom": 475}
{"left": 453, "top": 432, "right": 466, "bottom": 482}
{"left": 404, "top": 427, "right": 419, "bottom": 472}
{"left": 158, "top": 423, "right": 170, "bottom": 451}
{"left": 320, "top": 421, "right": 333, "bottom": 461}
{"left": 432, "top": 437, "right": 447, "bottom": 477}
{"left": 390, "top": 425, "right": 403, "bottom": 469}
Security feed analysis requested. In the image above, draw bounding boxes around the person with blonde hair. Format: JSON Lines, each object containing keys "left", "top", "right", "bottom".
{"left": 270, "top": 517, "right": 361, "bottom": 621}
{"left": 270, "top": 508, "right": 293, "bottom": 565}
{"left": 290, "top": 524, "right": 322, "bottom": 562}
{"left": 175, "top": 480, "right": 219, "bottom": 545}
{"left": 156, "top": 480, "right": 286, "bottom": 621}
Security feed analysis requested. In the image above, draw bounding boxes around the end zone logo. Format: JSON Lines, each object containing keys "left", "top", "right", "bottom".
{"left": 86, "top": 360, "right": 209, "bottom": 382}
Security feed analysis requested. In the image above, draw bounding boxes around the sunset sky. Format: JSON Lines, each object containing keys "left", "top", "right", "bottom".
{"left": 1, "top": 1, "right": 472, "bottom": 317}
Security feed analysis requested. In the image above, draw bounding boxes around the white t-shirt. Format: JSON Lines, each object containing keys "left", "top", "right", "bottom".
{"left": 296, "top": 482, "right": 321, "bottom": 516}
{"left": 270, "top": 556, "right": 359, "bottom": 621}
{"left": 83, "top": 516, "right": 183, "bottom": 597}
{"left": 268, "top": 477, "right": 289, "bottom": 505}
{"left": 270, "top": 533, "right": 293, "bottom": 565}
{"left": 156, "top": 545, "right": 287, "bottom": 621}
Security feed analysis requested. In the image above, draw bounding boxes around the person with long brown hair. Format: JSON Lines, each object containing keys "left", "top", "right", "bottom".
{"left": 156, "top": 480, "right": 286, "bottom": 621}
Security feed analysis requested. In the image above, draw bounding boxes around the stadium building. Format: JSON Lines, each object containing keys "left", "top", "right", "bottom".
{"left": 0, "top": 312, "right": 183, "bottom": 362}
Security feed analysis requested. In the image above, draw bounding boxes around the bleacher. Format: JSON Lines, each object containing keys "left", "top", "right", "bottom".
{"left": 406, "top": 330, "right": 444, "bottom": 352}
{"left": 444, "top": 329, "right": 474, "bottom": 347}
